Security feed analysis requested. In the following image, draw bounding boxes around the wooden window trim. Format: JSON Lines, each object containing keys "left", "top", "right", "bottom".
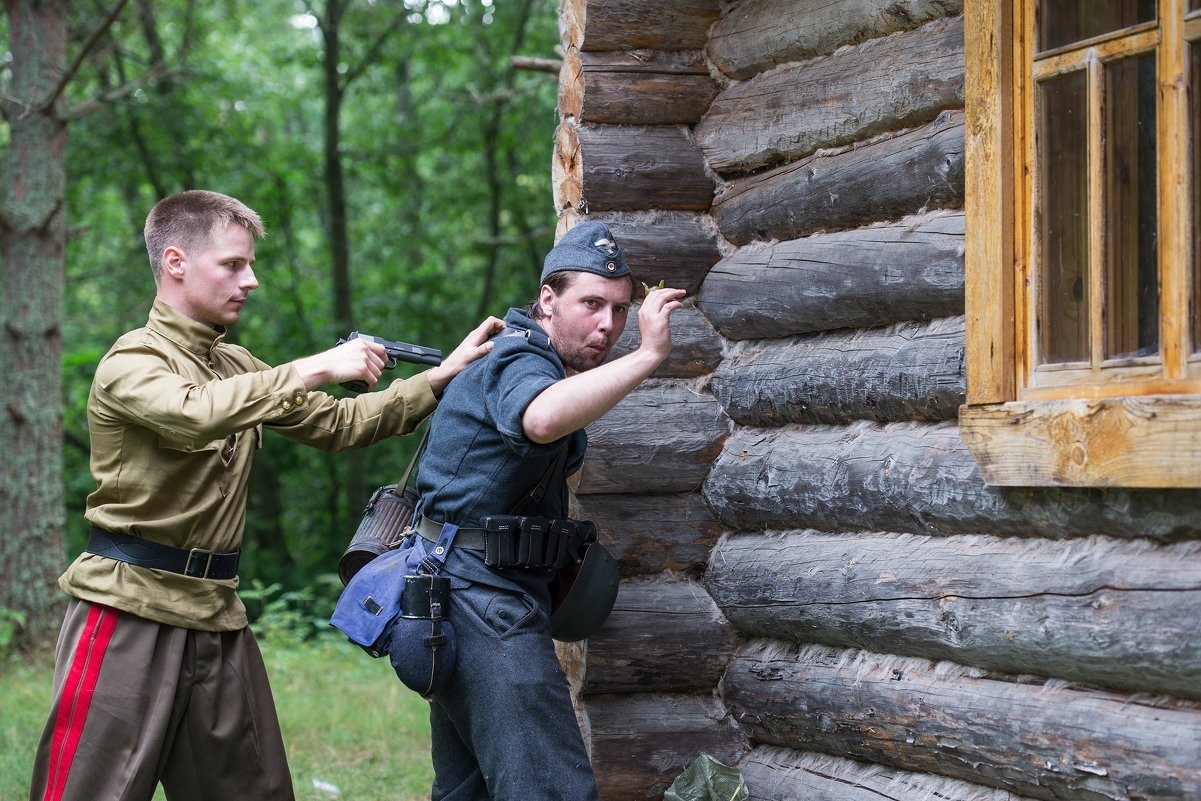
{"left": 961, "top": 0, "right": 1201, "bottom": 487}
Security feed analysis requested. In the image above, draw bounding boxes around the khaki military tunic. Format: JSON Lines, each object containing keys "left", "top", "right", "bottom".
{"left": 61, "top": 299, "right": 437, "bottom": 631}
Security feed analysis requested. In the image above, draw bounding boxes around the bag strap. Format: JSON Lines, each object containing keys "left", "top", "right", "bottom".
{"left": 418, "top": 522, "right": 459, "bottom": 575}
{"left": 389, "top": 423, "right": 430, "bottom": 499}
{"left": 509, "top": 443, "right": 570, "bottom": 515}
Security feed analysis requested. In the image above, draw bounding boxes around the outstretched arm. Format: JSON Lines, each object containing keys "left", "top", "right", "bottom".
{"left": 290, "top": 316, "right": 505, "bottom": 394}
{"left": 522, "top": 287, "right": 685, "bottom": 444}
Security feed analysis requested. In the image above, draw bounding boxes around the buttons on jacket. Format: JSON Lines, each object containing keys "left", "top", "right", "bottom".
{"left": 280, "top": 392, "right": 307, "bottom": 413}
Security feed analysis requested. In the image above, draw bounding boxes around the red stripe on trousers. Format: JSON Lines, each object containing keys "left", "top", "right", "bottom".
{"left": 43, "top": 603, "right": 119, "bottom": 801}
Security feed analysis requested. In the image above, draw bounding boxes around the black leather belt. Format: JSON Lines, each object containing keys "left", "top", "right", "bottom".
{"left": 415, "top": 515, "right": 486, "bottom": 550}
{"left": 87, "top": 527, "right": 240, "bottom": 580}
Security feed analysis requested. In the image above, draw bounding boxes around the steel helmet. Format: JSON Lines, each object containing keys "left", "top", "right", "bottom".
{"left": 549, "top": 542, "right": 620, "bottom": 642}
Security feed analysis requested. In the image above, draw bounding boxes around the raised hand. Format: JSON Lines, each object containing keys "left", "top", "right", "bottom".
{"left": 426, "top": 316, "right": 507, "bottom": 394}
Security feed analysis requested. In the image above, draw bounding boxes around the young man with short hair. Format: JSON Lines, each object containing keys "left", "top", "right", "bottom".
{"left": 28, "top": 189, "right": 502, "bottom": 801}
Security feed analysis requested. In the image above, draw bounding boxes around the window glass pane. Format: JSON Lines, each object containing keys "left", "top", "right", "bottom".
{"left": 1040, "top": 0, "right": 1156, "bottom": 52}
{"left": 1104, "top": 53, "right": 1159, "bottom": 360}
{"left": 1039, "top": 69, "right": 1090, "bottom": 365}
{"left": 1192, "top": 0, "right": 1201, "bottom": 12}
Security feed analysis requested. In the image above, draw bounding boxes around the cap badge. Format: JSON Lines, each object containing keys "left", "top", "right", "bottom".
{"left": 593, "top": 237, "right": 618, "bottom": 256}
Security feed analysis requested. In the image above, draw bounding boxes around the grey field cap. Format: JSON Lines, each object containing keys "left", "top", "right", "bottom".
{"left": 540, "top": 220, "right": 630, "bottom": 284}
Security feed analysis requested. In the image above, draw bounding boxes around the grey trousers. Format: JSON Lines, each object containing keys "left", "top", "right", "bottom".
{"left": 28, "top": 599, "right": 294, "bottom": 801}
{"left": 429, "top": 580, "right": 600, "bottom": 801}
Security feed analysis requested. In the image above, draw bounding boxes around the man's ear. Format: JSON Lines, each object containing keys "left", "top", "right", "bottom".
{"left": 161, "top": 246, "right": 186, "bottom": 280}
{"left": 538, "top": 284, "right": 555, "bottom": 318}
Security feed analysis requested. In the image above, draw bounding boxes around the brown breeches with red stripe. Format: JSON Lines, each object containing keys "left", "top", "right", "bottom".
{"left": 28, "top": 600, "right": 294, "bottom": 801}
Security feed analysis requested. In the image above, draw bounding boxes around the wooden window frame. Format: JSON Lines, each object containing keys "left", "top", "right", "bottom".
{"left": 960, "top": 0, "right": 1201, "bottom": 487}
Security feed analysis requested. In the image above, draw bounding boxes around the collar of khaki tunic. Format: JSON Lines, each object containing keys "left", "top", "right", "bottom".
{"left": 148, "top": 298, "right": 228, "bottom": 359}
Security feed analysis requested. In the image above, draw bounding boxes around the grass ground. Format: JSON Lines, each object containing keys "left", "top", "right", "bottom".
{"left": 0, "top": 636, "right": 434, "bottom": 801}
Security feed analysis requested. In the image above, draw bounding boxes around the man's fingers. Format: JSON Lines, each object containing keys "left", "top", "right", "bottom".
{"left": 339, "top": 339, "right": 387, "bottom": 384}
{"left": 643, "top": 287, "right": 685, "bottom": 312}
{"left": 658, "top": 288, "right": 686, "bottom": 307}
{"left": 476, "top": 319, "right": 505, "bottom": 344}
{"left": 460, "top": 316, "right": 506, "bottom": 348}
{"left": 640, "top": 289, "right": 684, "bottom": 320}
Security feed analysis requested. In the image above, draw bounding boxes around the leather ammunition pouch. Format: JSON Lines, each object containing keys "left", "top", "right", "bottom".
{"left": 482, "top": 513, "right": 617, "bottom": 642}
{"left": 480, "top": 515, "right": 597, "bottom": 572}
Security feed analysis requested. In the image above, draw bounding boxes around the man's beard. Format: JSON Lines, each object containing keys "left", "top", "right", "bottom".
{"left": 548, "top": 299, "right": 613, "bottom": 373}
{"left": 554, "top": 336, "right": 610, "bottom": 374}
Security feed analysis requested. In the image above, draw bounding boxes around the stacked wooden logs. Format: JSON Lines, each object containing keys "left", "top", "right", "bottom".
{"left": 556, "top": 1, "right": 1201, "bottom": 800}
{"left": 554, "top": 3, "right": 742, "bottom": 798}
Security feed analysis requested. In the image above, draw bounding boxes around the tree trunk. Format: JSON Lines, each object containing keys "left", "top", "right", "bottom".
{"left": 558, "top": 47, "right": 717, "bottom": 125}
{"left": 320, "top": 0, "right": 363, "bottom": 514}
{"left": 0, "top": 0, "right": 71, "bottom": 648}
{"left": 585, "top": 693, "right": 748, "bottom": 801}
{"left": 608, "top": 305, "right": 723, "bottom": 379}
{"left": 553, "top": 120, "right": 714, "bottom": 212}
{"left": 574, "top": 491, "right": 720, "bottom": 577}
{"left": 583, "top": 576, "right": 741, "bottom": 695}
{"left": 322, "top": 3, "right": 352, "bottom": 337}
{"left": 555, "top": 208, "right": 722, "bottom": 296}
{"left": 476, "top": 0, "right": 536, "bottom": 319}
{"left": 577, "top": 380, "right": 731, "bottom": 494}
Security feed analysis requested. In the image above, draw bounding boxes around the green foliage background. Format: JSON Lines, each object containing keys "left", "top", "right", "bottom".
{"left": 7, "top": 0, "right": 560, "bottom": 617}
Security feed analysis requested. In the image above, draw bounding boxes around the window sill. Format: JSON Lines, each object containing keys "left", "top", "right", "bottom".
{"left": 959, "top": 395, "right": 1201, "bottom": 487}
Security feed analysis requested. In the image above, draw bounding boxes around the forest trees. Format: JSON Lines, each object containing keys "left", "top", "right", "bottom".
{"left": 0, "top": 0, "right": 71, "bottom": 648}
{"left": 0, "top": 0, "right": 560, "bottom": 648}
{"left": 0, "top": 0, "right": 136, "bottom": 646}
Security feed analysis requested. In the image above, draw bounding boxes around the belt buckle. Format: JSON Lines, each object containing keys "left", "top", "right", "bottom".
{"left": 185, "top": 547, "right": 217, "bottom": 578}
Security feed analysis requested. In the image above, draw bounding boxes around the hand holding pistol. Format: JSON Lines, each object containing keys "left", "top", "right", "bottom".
{"left": 338, "top": 332, "right": 442, "bottom": 393}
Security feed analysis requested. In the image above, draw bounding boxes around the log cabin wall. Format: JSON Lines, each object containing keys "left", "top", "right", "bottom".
{"left": 553, "top": 2, "right": 1201, "bottom": 800}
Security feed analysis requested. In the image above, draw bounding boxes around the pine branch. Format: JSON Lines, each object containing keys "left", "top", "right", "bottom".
{"left": 41, "top": 0, "right": 131, "bottom": 116}
{"left": 61, "top": 62, "right": 172, "bottom": 121}
{"left": 341, "top": 11, "right": 410, "bottom": 90}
